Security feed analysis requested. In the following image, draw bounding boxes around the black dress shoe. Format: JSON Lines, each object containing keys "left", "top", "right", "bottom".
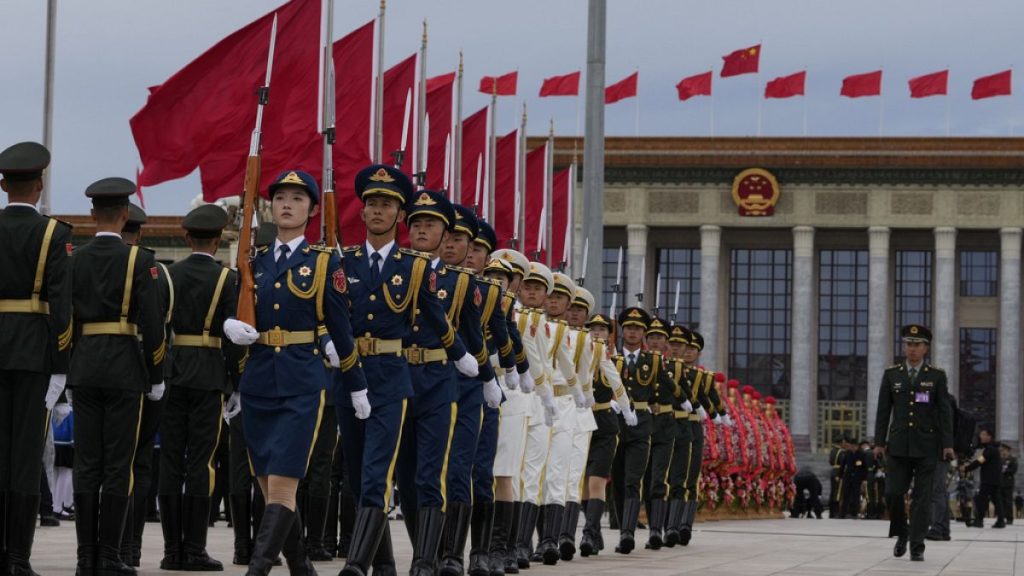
{"left": 893, "top": 538, "right": 907, "bottom": 558}
{"left": 910, "top": 551, "right": 924, "bottom": 561}
{"left": 925, "top": 533, "right": 941, "bottom": 541}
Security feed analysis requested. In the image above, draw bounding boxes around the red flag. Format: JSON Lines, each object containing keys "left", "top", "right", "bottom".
{"left": 720, "top": 44, "right": 761, "bottom": 78}
{"left": 908, "top": 70, "right": 948, "bottom": 98}
{"left": 381, "top": 55, "right": 418, "bottom": 178}
{"left": 459, "top": 107, "right": 488, "bottom": 209}
{"left": 840, "top": 70, "right": 882, "bottom": 98}
{"left": 132, "top": 0, "right": 320, "bottom": 199}
{"left": 549, "top": 168, "right": 571, "bottom": 267}
{"left": 676, "top": 71, "right": 712, "bottom": 101}
{"left": 605, "top": 72, "right": 638, "bottom": 104}
{"left": 523, "top": 144, "right": 547, "bottom": 259}
{"left": 972, "top": 70, "right": 1012, "bottom": 100}
{"left": 424, "top": 72, "right": 455, "bottom": 190}
{"left": 479, "top": 72, "right": 517, "bottom": 96}
{"left": 492, "top": 130, "right": 519, "bottom": 246}
{"left": 539, "top": 71, "right": 580, "bottom": 97}
{"left": 764, "top": 71, "right": 806, "bottom": 99}
{"left": 134, "top": 167, "right": 145, "bottom": 209}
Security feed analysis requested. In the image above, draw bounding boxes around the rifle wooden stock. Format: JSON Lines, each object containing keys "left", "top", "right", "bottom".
{"left": 323, "top": 190, "right": 338, "bottom": 248}
{"left": 235, "top": 154, "right": 261, "bottom": 326}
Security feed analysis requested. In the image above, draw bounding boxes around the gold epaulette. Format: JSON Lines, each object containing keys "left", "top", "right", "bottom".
{"left": 256, "top": 246, "right": 270, "bottom": 255}
{"left": 925, "top": 365, "right": 944, "bottom": 373}
{"left": 476, "top": 276, "right": 501, "bottom": 287}
{"left": 886, "top": 364, "right": 902, "bottom": 371}
{"left": 398, "top": 247, "right": 432, "bottom": 259}
{"left": 308, "top": 244, "right": 335, "bottom": 253}
{"left": 445, "top": 264, "right": 476, "bottom": 275}
{"left": 342, "top": 245, "right": 361, "bottom": 253}
{"left": 49, "top": 216, "right": 74, "bottom": 230}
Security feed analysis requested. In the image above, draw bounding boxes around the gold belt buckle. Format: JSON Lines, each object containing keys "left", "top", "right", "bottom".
{"left": 357, "top": 337, "right": 373, "bottom": 356}
{"left": 406, "top": 347, "right": 422, "bottom": 364}
{"left": 267, "top": 329, "right": 285, "bottom": 347}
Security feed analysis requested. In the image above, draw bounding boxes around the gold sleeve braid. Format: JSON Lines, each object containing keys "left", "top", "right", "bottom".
{"left": 340, "top": 349, "right": 359, "bottom": 372}
{"left": 57, "top": 320, "right": 73, "bottom": 352}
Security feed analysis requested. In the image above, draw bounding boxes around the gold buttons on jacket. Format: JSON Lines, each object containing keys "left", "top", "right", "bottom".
{"left": 275, "top": 282, "right": 281, "bottom": 289}
{"left": 368, "top": 313, "right": 375, "bottom": 321}
{"left": 273, "top": 303, "right": 280, "bottom": 310}
{"left": 370, "top": 294, "right": 376, "bottom": 302}
{"left": 274, "top": 346, "right": 281, "bottom": 353}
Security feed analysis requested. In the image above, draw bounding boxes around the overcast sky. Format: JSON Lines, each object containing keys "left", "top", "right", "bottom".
{"left": 2, "top": 0, "right": 1021, "bottom": 215}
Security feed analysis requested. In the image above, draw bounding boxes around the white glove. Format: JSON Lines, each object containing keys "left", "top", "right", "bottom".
{"left": 624, "top": 408, "right": 639, "bottom": 427}
{"left": 454, "top": 353, "right": 479, "bottom": 378}
{"left": 53, "top": 403, "right": 72, "bottom": 425}
{"left": 584, "top": 390, "right": 596, "bottom": 408}
{"left": 325, "top": 340, "right": 340, "bottom": 368}
{"left": 351, "top": 389, "right": 371, "bottom": 420}
{"left": 682, "top": 400, "right": 693, "bottom": 413}
{"left": 519, "top": 372, "right": 536, "bottom": 393}
{"left": 146, "top": 382, "right": 166, "bottom": 401}
{"left": 723, "top": 414, "right": 734, "bottom": 427}
{"left": 483, "top": 379, "right": 502, "bottom": 409}
{"left": 45, "top": 374, "right": 67, "bottom": 410}
{"left": 542, "top": 396, "right": 558, "bottom": 427}
{"left": 504, "top": 369, "right": 519, "bottom": 391}
{"left": 697, "top": 406, "right": 708, "bottom": 421}
{"left": 713, "top": 414, "right": 723, "bottom": 425}
{"left": 611, "top": 400, "right": 622, "bottom": 414}
{"left": 224, "top": 318, "right": 259, "bottom": 345}
{"left": 224, "top": 392, "right": 241, "bottom": 421}
{"left": 571, "top": 386, "right": 586, "bottom": 408}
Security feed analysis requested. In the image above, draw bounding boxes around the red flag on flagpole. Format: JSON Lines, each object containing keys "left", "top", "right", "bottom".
{"left": 134, "top": 167, "right": 145, "bottom": 209}
{"left": 549, "top": 168, "right": 571, "bottom": 268}
{"left": 908, "top": 70, "right": 948, "bottom": 98}
{"left": 972, "top": 70, "right": 1012, "bottom": 100}
{"left": 424, "top": 72, "right": 455, "bottom": 190}
{"left": 676, "top": 71, "right": 712, "bottom": 101}
{"left": 605, "top": 72, "right": 638, "bottom": 104}
{"left": 840, "top": 70, "right": 882, "bottom": 98}
{"left": 764, "top": 71, "right": 806, "bottom": 99}
{"left": 478, "top": 72, "right": 517, "bottom": 96}
{"left": 539, "top": 71, "right": 581, "bottom": 97}
{"left": 459, "top": 107, "right": 488, "bottom": 209}
{"left": 492, "top": 130, "right": 519, "bottom": 246}
{"left": 720, "top": 44, "right": 761, "bottom": 77}
{"left": 523, "top": 144, "right": 547, "bottom": 260}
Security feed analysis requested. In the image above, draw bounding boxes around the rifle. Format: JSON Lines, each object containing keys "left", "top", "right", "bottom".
{"left": 236, "top": 15, "right": 279, "bottom": 325}
{"left": 320, "top": 0, "right": 340, "bottom": 249}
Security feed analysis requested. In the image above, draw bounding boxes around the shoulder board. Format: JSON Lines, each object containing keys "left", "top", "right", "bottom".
{"left": 650, "top": 351, "right": 663, "bottom": 359}
{"left": 256, "top": 246, "right": 270, "bottom": 255}
{"left": 47, "top": 216, "right": 74, "bottom": 230}
{"left": 611, "top": 355, "right": 623, "bottom": 361}
{"left": 551, "top": 318, "right": 567, "bottom": 325}
{"left": 885, "top": 364, "right": 902, "bottom": 371}
{"left": 477, "top": 276, "right": 501, "bottom": 287}
{"left": 925, "top": 365, "right": 944, "bottom": 373}
{"left": 138, "top": 246, "right": 155, "bottom": 255}
{"left": 308, "top": 244, "right": 334, "bottom": 253}
{"left": 342, "top": 245, "right": 361, "bottom": 253}
{"left": 576, "top": 327, "right": 590, "bottom": 333}
{"left": 398, "top": 247, "right": 432, "bottom": 259}
{"left": 445, "top": 264, "right": 476, "bottom": 275}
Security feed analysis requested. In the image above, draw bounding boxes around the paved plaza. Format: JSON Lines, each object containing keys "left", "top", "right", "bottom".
{"left": 27, "top": 516, "right": 1024, "bottom": 576}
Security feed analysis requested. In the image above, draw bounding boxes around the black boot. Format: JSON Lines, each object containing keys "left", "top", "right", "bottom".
{"left": 579, "top": 500, "right": 603, "bottom": 557}
{"left": 336, "top": 488, "right": 355, "bottom": 559}
{"left": 158, "top": 494, "right": 183, "bottom": 570}
{"left": 281, "top": 507, "right": 316, "bottom": 575}
{"left": 246, "top": 504, "right": 296, "bottom": 576}
{"left": 6, "top": 492, "right": 41, "bottom": 576}
{"left": 513, "top": 503, "right": 537, "bottom": 570}
{"left": 468, "top": 502, "right": 493, "bottom": 576}
{"left": 488, "top": 502, "right": 513, "bottom": 576}
{"left": 305, "top": 496, "right": 333, "bottom": 561}
{"left": 664, "top": 499, "right": 683, "bottom": 547}
{"left": 74, "top": 493, "right": 100, "bottom": 576}
{"left": 230, "top": 493, "right": 252, "bottom": 566}
{"left": 410, "top": 507, "right": 444, "bottom": 576}
{"left": 503, "top": 503, "right": 520, "bottom": 575}
{"left": 129, "top": 487, "right": 149, "bottom": 567}
{"left": 369, "top": 522, "right": 396, "bottom": 576}
{"left": 557, "top": 501, "right": 580, "bottom": 561}
{"left": 96, "top": 494, "right": 135, "bottom": 575}
{"left": 680, "top": 501, "right": 696, "bottom": 546}
{"left": 615, "top": 498, "right": 640, "bottom": 555}
{"left": 647, "top": 499, "right": 667, "bottom": 550}
{"left": 528, "top": 508, "right": 543, "bottom": 563}
{"left": 119, "top": 499, "right": 135, "bottom": 567}
{"left": 536, "top": 504, "right": 562, "bottom": 566}
{"left": 182, "top": 495, "right": 224, "bottom": 571}
{"left": 439, "top": 502, "right": 472, "bottom": 576}
{"left": 338, "top": 507, "right": 386, "bottom": 576}
{"left": 1, "top": 491, "right": 7, "bottom": 575}
{"left": 323, "top": 491, "right": 339, "bottom": 558}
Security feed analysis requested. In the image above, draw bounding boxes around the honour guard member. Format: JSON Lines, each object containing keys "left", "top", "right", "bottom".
{"left": 577, "top": 314, "right": 636, "bottom": 558}
{"left": 873, "top": 324, "right": 954, "bottom": 562}
{"left": 0, "top": 142, "right": 72, "bottom": 576}
{"left": 157, "top": 204, "right": 243, "bottom": 571}
{"left": 221, "top": 170, "right": 366, "bottom": 576}
{"left": 118, "top": 204, "right": 172, "bottom": 569}
{"left": 487, "top": 249, "right": 535, "bottom": 575}
{"left": 338, "top": 166, "right": 476, "bottom": 576}
{"left": 71, "top": 177, "right": 166, "bottom": 576}
{"left": 662, "top": 324, "right": 695, "bottom": 548}
{"left": 641, "top": 317, "right": 677, "bottom": 550}
{"left": 435, "top": 203, "right": 501, "bottom": 576}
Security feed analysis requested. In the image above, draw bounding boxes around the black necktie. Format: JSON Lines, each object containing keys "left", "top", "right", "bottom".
{"left": 628, "top": 353, "right": 637, "bottom": 373}
{"left": 909, "top": 367, "right": 918, "bottom": 384}
{"left": 276, "top": 245, "right": 291, "bottom": 273}
{"left": 370, "top": 252, "right": 382, "bottom": 284}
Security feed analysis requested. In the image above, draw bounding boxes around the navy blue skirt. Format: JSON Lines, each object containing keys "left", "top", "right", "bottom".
{"left": 241, "top": 391, "right": 325, "bottom": 478}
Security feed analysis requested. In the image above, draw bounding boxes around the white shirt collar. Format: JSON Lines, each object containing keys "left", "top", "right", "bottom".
{"left": 95, "top": 231, "right": 122, "bottom": 239}
{"left": 273, "top": 236, "right": 305, "bottom": 257}
{"left": 431, "top": 256, "right": 442, "bottom": 270}
{"left": 5, "top": 202, "right": 38, "bottom": 212}
{"left": 906, "top": 360, "right": 924, "bottom": 372}
{"left": 623, "top": 345, "right": 641, "bottom": 358}
{"left": 365, "top": 239, "right": 395, "bottom": 264}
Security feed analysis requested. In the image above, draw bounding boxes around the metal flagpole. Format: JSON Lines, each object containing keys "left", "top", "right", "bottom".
{"left": 416, "top": 21, "right": 427, "bottom": 180}
{"left": 514, "top": 103, "right": 527, "bottom": 249}
{"left": 487, "top": 89, "right": 497, "bottom": 223}
{"left": 373, "top": 0, "right": 386, "bottom": 162}
{"left": 453, "top": 52, "right": 463, "bottom": 201}
{"left": 41, "top": 0, "right": 57, "bottom": 215}
{"left": 582, "top": 0, "right": 606, "bottom": 298}
{"left": 545, "top": 120, "right": 554, "bottom": 267}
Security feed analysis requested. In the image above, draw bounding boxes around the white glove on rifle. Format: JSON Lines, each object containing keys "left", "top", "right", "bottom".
{"left": 351, "top": 389, "right": 371, "bottom": 420}
{"left": 224, "top": 319, "right": 259, "bottom": 345}
{"left": 454, "top": 353, "right": 479, "bottom": 378}
{"left": 483, "top": 379, "right": 502, "bottom": 409}
{"left": 44, "top": 374, "right": 66, "bottom": 410}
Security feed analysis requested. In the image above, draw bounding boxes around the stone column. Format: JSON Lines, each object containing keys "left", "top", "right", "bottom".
{"left": 932, "top": 227, "right": 958, "bottom": 394}
{"left": 699, "top": 225, "right": 722, "bottom": 371}
{"left": 626, "top": 224, "right": 648, "bottom": 308}
{"left": 790, "top": 226, "right": 815, "bottom": 451}
{"left": 866, "top": 227, "right": 891, "bottom": 436}
{"left": 998, "top": 228, "right": 1021, "bottom": 446}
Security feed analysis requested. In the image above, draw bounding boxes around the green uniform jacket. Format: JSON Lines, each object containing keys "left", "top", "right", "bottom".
{"left": 874, "top": 363, "right": 953, "bottom": 459}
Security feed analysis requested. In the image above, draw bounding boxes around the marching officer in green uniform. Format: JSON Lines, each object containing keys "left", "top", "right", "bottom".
{"left": 641, "top": 317, "right": 680, "bottom": 550}
{"left": 158, "top": 204, "right": 243, "bottom": 571}
{"left": 874, "top": 324, "right": 954, "bottom": 562}
{"left": 71, "top": 177, "right": 166, "bottom": 576}
{"left": 663, "top": 324, "right": 695, "bottom": 547}
{"left": 118, "top": 204, "right": 172, "bottom": 569}
{"left": 0, "top": 142, "right": 72, "bottom": 576}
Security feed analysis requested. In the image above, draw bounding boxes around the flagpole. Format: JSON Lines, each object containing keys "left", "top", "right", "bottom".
{"left": 41, "top": 0, "right": 57, "bottom": 215}
{"left": 581, "top": 0, "right": 606, "bottom": 299}
{"left": 546, "top": 120, "right": 554, "bottom": 267}
{"left": 878, "top": 64, "right": 885, "bottom": 137}
{"left": 944, "top": 67, "right": 950, "bottom": 137}
{"left": 634, "top": 68, "right": 640, "bottom": 137}
{"left": 565, "top": 162, "right": 575, "bottom": 272}
{"left": 709, "top": 86, "right": 715, "bottom": 137}
{"left": 453, "top": 52, "right": 463, "bottom": 202}
{"left": 488, "top": 88, "right": 497, "bottom": 223}
{"left": 515, "top": 103, "right": 527, "bottom": 249}
{"left": 373, "top": 0, "right": 386, "bottom": 162}
{"left": 755, "top": 52, "right": 762, "bottom": 137}
{"left": 802, "top": 67, "right": 808, "bottom": 136}
{"left": 416, "top": 21, "right": 427, "bottom": 178}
